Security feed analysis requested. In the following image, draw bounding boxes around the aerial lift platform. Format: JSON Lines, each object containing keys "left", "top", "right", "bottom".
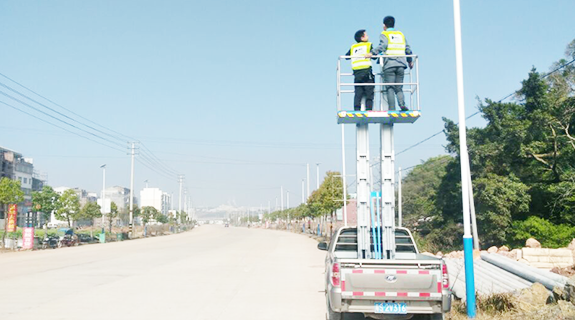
{"left": 337, "top": 54, "right": 420, "bottom": 260}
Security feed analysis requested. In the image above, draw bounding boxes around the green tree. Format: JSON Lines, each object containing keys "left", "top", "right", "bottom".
{"left": 56, "top": 189, "right": 80, "bottom": 227}
{"left": 400, "top": 156, "right": 455, "bottom": 252}
{"left": 307, "top": 171, "right": 344, "bottom": 217}
{"left": 140, "top": 206, "right": 159, "bottom": 225}
{"left": 430, "top": 38, "right": 575, "bottom": 250}
{"left": 512, "top": 216, "right": 575, "bottom": 248}
{"left": 156, "top": 213, "right": 168, "bottom": 224}
{"left": 474, "top": 174, "right": 530, "bottom": 247}
{"left": 108, "top": 202, "right": 119, "bottom": 232}
{"left": 0, "top": 177, "right": 25, "bottom": 247}
{"left": 80, "top": 201, "right": 102, "bottom": 222}
{"left": 32, "top": 186, "right": 60, "bottom": 224}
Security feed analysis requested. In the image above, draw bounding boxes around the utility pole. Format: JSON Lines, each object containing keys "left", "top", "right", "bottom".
{"left": 100, "top": 164, "right": 106, "bottom": 237}
{"left": 316, "top": 163, "right": 320, "bottom": 189}
{"left": 280, "top": 186, "right": 284, "bottom": 212}
{"left": 144, "top": 179, "right": 148, "bottom": 188}
{"left": 129, "top": 142, "right": 136, "bottom": 239}
{"left": 178, "top": 175, "right": 184, "bottom": 224}
{"left": 287, "top": 190, "right": 290, "bottom": 230}
{"left": 301, "top": 179, "right": 305, "bottom": 204}
{"left": 306, "top": 163, "right": 310, "bottom": 199}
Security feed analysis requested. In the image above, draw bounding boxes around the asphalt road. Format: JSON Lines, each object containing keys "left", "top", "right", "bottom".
{"left": 0, "top": 225, "right": 328, "bottom": 320}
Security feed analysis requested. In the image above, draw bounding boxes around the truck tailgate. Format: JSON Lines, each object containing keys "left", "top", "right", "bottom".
{"left": 339, "top": 259, "right": 443, "bottom": 300}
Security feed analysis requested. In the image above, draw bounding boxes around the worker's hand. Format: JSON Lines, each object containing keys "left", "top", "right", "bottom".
{"left": 409, "top": 61, "right": 414, "bottom": 69}
{"left": 365, "top": 53, "right": 373, "bottom": 58}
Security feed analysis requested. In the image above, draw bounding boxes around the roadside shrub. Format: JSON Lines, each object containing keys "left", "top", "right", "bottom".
{"left": 511, "top": 216, "right": 575, "bottom": 248}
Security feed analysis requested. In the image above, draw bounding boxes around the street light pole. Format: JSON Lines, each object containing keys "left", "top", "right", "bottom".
{"left": 100, "top": 164, "right": 106, "bottom": 237}
{"left": 306, "top": 163, "right": 310, "bottom": 198}
{"left": 316, "top": 163, "right": 320, "bottom": 189}
{"left": 452, "top": 0, "right": 476, "bottom": 316}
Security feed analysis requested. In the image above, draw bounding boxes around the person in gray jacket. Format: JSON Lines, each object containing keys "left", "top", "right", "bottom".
{"left": 367, "top": 16, "right": 413, "bottom": 111}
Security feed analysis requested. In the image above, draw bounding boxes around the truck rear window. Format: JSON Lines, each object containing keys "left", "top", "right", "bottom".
{"left": 334, "top": 228, "right": 417, "bottom": 254}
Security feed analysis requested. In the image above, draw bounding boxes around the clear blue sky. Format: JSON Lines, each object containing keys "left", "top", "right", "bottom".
{"left": 1, "top": 0, "right": 574, "bottom": 208}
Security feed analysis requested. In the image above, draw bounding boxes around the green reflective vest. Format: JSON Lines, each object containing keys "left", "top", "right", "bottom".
{"left": 382, "top": 30, "right": 406, "bottom": 56}
{"left": 350, "top": 42, "right": 372, "bottom": 70}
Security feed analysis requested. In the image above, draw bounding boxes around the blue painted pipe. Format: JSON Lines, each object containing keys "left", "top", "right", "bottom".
{"left": 463, "top": 236, "right": 476, "bottom": 318}
{"left": 375, "top": 195, "right": 382, "bottom": 259}
{"left": 370, "top": 192, "right": 378, "bottom": 259}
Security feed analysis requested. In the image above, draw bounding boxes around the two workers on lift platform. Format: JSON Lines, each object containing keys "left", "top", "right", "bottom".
{"left": 346, "top": 16, "right": 413, "bottom": 112}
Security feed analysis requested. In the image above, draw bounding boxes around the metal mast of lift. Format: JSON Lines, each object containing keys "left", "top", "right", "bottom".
{"left": 337, "top": 54, "right": 420, "bottom": 260}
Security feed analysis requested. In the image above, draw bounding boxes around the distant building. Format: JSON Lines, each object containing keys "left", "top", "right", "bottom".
{"left": 140, "top": 187, "right": 171, "bottom": 215}
{"left": 102, "top": 186, "right": 132, "bottom": 212}
{"left": 0, "top": 146, "right": 45, "bottom": 227}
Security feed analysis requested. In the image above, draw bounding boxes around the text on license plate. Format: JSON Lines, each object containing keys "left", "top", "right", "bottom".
{"left": 374, "top": 302, "right": 407, "bottom": 314}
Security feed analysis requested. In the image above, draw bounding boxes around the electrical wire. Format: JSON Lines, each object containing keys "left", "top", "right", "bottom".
{"left": 0, "top": 73, "right": 182, "bottom": 182}
{"left": 0, "top": 72, "right": 136, "bottom": 142}
{"left": 395, "top": 58, "right": 575, "bottom": 157}
{"left": 0, "top": 89, "right": 127, "bottom": 149}
{"left": 0, "top": 100, "right": 126, "bottom": 153}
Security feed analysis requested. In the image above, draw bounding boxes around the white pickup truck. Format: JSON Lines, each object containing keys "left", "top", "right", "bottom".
{"left": 318, "top": 226, "right": 451, "bottom": 320}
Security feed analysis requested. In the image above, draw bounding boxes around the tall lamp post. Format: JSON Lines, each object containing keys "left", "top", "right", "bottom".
{"left": 100, "top": 164, "right": 106, "bottom": 238}
{"left": 452, "top": 0, "right": 476, "bottom": 316}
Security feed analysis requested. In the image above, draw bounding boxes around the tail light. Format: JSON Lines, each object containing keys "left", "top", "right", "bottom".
{"left": 442, "top": 264, "right": 449, "bottom": 289}
{"left": 331, "top": 263, "right": 340, "bottom": 287}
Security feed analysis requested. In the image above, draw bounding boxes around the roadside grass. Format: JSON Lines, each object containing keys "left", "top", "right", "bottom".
{"left": 447, "top": 290, "right": 575, "bottom": 320}
{"left": 448, "top": 293, "right": 517, "bottom": 319}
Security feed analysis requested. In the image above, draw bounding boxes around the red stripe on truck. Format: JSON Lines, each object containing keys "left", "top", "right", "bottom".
{"left": 420, "top": 292, "right": 431, "bottom": 297}
{"left": 418, "top": 270, "right": 430, "bottom": 275}
{"left": 353, "top": 292, "right": 364, "bottom": 296}
{"left": 437, "top": 282, "right": 442, "bottom": 293}
{"left": 397, "top": 270, "right": 407, "bottom": 274}
{"left": 375, "top": 292, "right": 386, "bottom": 296}
{"left": 375, "top": 270, "right": 386, "bottom": 274}
{"left": 397, "top": 292, "right": 408, "bottom": 297}
{"left": 352, "top": 270, "right": 363, "bottom": 274}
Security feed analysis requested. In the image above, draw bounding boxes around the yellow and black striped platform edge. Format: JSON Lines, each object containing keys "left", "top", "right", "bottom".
{"left": 337, "top": 111, "right": 421, "bottom": 118}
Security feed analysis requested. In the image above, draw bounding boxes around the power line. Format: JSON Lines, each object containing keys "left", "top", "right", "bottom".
{"left": 0, "top": 81, "right": 128, "bottom": 146}
{"left": 0, "top": 100, "right": 125, "bottom": 153}
{"left": 0, "top": 72, "right": 182, "bottom": 182}
{"left": 0, "top": 89, "right": 127, "bottom": 149}
{"left": 395, "top": 58, "right": 575, "bottom": 157}
{"left": 0, "top": 72, "right": 136, "bottom": 142}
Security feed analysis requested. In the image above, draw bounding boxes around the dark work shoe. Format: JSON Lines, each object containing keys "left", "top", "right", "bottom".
{"left": 400, "top": 106, "right": 409, "bottom": 111}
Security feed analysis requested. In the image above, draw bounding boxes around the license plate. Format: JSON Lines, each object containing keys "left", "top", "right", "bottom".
{"left": 374, "top": 302, "right": 407, "bottom": 314}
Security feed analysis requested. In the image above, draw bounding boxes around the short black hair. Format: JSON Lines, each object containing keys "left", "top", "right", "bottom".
{"left": 383, "top": 16, "right": 395, "bottom": 28}
{"left": 354, "top": 29, "right": 366, "bottom": 43}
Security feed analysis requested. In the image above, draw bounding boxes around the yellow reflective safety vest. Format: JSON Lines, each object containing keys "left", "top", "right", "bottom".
{"left": 350, "top": 42, "right": 372, "bottom": 70}
{"left": 381, "top": 30, "right": 406, "bottom": 56}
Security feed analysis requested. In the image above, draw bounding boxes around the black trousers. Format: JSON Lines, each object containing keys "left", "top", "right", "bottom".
{"left": 354, "top": 68, "right": 374, "bottom": 111}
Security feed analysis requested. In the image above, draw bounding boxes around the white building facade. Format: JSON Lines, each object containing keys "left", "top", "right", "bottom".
{"left": 140, "top": 187, "right": 171, "bottom": 215}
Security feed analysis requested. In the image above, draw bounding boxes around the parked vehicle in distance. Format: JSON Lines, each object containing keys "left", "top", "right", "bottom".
{"left": 77, "top": 234, "right": 98, "bottom": 243}
{"left": 58, "top": 234, "right": 78, "bottom": 247}
{"left": 41, "top": 236, "right": 59, "bottom": 249}
{"left": 318, "top": 226, "right": 451, "bottom": 320}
